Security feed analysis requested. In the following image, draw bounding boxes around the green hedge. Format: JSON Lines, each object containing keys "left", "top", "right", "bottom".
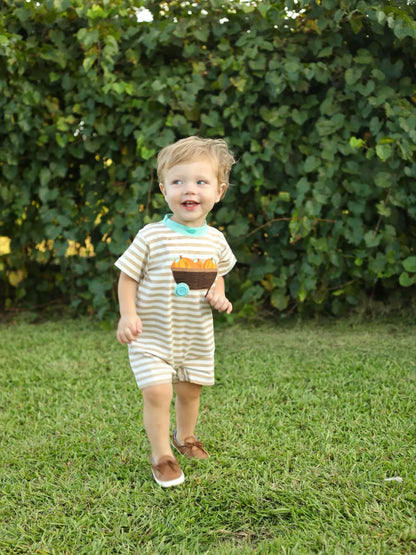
{"left": 1, "top": 0, "right": 416, "bottom": 319}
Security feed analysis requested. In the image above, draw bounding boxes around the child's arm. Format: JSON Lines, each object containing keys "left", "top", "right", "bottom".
{"left": 205, "top": 276, "right": 232, "bottom": 314}
{"left": 116, "top": 271, "right": 143, "bottom": 344}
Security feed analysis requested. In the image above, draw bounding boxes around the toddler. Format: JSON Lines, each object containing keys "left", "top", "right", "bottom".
{"left": 115, "top": 136, "right": 236, "bottom": 487}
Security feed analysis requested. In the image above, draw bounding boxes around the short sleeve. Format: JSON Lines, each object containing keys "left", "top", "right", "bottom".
{"left": 217, "top": 238, "right": 237, "bottom": 277}
{"left": 114, "top": 231, "right": 149, "bottom": 283}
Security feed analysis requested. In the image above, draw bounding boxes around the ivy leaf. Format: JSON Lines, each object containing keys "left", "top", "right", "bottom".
{"left": 376, "top": 144, "right": 392, "bottom": 161}
{"left": 77, "top": 28, "right": 99, "bottom": 49}
{"left": 271, "top": 289, "right": 289, "bottom": 311}
{"left": 374, "top": 172, "right": 391, "bottom": 188}
{"left": 403, "top": 256, "right": 416, "bottom": 273}
{"left": 399, "top": 272, "right": 416, "bottom": 287}
{"left": 228, "top": 220, "right": 249, "bottom": 238}
{"left": 304, "top": 156, "right": 320, "bottom": 173}
{"left": 39, "top": 168, "right": 51, "bottom": 187}
{"left": 83, "top": 55, "right": 97, "bottom": 72}
{"left": 364, "top": 230, "right": 381, "bottom": 248}
{"left": 350, "top": 137, "right": 365, "bottom": 149}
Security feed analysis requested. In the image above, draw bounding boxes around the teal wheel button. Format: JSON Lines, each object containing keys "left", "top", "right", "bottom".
{"left": 175, "top": 283, "right": 190, "bottom": 297}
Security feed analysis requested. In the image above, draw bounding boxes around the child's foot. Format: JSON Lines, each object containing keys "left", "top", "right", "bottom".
{"left": 150, "top": 455, "right": 184, "bottom": 487}
{"left": 172, "top": 430, "right": 210, "bottom": 460}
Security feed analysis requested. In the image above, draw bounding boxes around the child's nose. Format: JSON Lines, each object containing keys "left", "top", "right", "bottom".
{"left": 183, "top": 181, "right": 196, "bottom": 193}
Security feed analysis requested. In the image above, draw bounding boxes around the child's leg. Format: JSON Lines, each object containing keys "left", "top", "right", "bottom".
{"left": 174, "top": 382, "right": 202, "bottom": 444}
{"left": 142, "top": 383, "right": 174, "bottom": 462}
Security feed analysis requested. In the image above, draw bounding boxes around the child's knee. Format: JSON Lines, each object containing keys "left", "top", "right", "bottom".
{"left": 142, "top": 383, "right": 173, "bottom": 406}
{"left": 174, "top": 381, "right": 202, "bottom": 400}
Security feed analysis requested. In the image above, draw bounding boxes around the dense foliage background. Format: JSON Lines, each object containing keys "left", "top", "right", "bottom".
{"left": 1, "top": 0, "right": 415, "bottom": 319}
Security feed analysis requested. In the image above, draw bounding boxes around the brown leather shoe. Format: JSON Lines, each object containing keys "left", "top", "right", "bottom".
{"left": 171, "top": 430, "right": 210, "bottom": 459}
{"left": 150, "top": 455, "right": 185, "bottom": 487}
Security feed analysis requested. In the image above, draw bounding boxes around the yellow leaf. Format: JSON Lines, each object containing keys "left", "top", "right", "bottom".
{"left": 0, "top": 236, "right": 11, "bottom": 255}
{"left": 8, "top": 270, "right": 24, "bottom": 287}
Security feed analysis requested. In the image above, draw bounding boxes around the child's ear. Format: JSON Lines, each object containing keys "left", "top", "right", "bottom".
{"left": 159, "top": 183, "right": 166, "bottom": 196}
{"left": 217, "top": 182, "right": 226, "bottom": 201}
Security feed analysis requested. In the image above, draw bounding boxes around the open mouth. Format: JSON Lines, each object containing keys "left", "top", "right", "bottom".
{"left": 182, "top": 201, "right": 199, "bottom": 207}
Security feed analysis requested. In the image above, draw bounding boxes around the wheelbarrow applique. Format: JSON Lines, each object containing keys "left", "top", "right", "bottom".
{"left": 171, "top": 256, "right": 218, "bottom": 297}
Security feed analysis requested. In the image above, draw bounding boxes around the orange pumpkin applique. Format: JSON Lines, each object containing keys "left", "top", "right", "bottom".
{"left": 203, "top": 258, "right": 217, "bottom": 269}
{"left": 171, "top": 256, "right": 218, "bottom": 295}
{"left": 171, "top": 256, "right": 217, "bottom": 270}
{"left": 171, "top": 256, "right": 194, "bottom": 269}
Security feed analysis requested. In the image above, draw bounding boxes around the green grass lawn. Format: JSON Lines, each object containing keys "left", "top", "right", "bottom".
{"left": 0, "top": 316, "right": 415, "bottom": 554}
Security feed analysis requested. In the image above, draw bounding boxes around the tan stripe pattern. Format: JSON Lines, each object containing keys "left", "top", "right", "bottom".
{"left": 115, "top": 221, "right": 236, "bottom": 388}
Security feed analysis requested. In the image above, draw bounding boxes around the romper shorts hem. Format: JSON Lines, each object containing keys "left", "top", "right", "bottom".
{"left": 128, "top": 350, "right": 215, "bottom": 390}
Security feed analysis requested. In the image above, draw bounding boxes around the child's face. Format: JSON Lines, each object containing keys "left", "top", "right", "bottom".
{"left": 159, "top": 157, "right": 225, "bottom": 227}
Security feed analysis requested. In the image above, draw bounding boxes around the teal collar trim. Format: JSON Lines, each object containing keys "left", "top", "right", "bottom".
{"left": 162, "top": 214, "right": 208, "bottom": 237}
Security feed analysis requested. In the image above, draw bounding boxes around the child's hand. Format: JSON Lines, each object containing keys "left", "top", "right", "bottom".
{"left": 117, "top": 314, "right": 143, "bottom": 344}
{"left": 205, "top": 291, "right": 233, "bottom": 314}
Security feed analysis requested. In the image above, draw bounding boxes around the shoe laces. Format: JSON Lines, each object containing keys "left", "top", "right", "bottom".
{"left": 184, "top": 437, "right": 202, "bottom": 447}
{"left": 183, "top": 437, "right": 205, "bottom": 453}
{"left": 154, "top": 457, "right": 179, "bottom": 471}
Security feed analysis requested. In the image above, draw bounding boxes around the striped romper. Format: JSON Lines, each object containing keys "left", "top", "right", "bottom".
{"left": 115, "top": 215, "right": 236, "bottom": 389}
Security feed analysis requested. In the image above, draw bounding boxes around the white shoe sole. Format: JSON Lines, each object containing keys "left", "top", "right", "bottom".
{"left": 151, "top": 468, "right": 185, "bottom": 487}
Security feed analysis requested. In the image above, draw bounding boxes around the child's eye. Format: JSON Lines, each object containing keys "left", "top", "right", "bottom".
{"left": 172, "top": 179, "right": 182, "bottom": 185}
{"left": 197, "top": 180, "right": 207, "bottom": 186}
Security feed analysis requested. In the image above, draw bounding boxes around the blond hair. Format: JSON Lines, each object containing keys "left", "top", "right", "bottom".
{"left": 157, "top": 136, "right": 235, "bottom": 199}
